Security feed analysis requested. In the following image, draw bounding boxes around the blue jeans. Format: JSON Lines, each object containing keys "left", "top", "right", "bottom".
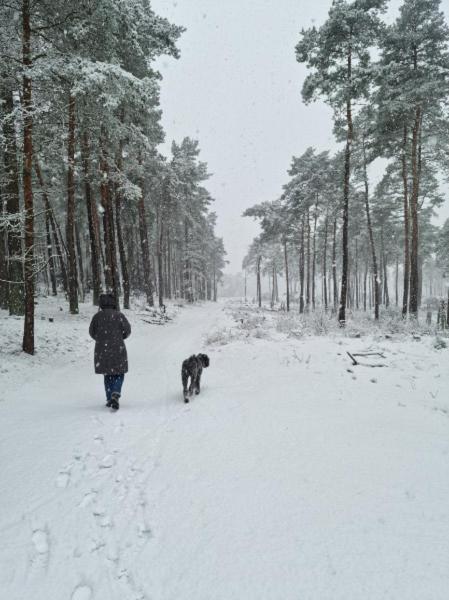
{"left": 104, "top": 374, "right": 125, "bottom": 402}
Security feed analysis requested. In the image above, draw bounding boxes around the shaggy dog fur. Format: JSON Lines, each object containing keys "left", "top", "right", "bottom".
{"left": 181, "top": 353, "right": 210, "bottom": 403}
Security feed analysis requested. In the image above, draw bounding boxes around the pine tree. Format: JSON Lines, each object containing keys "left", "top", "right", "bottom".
{"left": 296, "top": 0, "right": 387, "bottom": 324}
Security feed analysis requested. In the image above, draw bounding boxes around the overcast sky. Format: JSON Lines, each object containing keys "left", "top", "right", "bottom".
{"left": 152, "top": 0, "right": 449, "bottom": 274}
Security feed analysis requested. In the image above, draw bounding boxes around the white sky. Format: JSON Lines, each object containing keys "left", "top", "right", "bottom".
{"left": 153, "top": 0, "right": 449, "bottom": 273}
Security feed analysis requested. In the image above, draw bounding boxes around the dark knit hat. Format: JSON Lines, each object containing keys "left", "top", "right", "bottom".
{"left": 99, "top": 293, "right": 117, "bottom": 309}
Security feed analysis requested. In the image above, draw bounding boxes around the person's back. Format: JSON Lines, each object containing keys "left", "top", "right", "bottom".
{"left": 89, "top": 293, "right": 131, "bottom": 410}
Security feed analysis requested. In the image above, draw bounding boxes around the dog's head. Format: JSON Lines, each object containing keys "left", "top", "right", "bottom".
{"left": 198, "top": 353, "right": 210, "bottom": 368}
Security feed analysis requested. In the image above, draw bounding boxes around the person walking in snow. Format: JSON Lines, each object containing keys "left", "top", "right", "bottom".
{"left": 89, "top": 293, "right": 131, "bottom": 411}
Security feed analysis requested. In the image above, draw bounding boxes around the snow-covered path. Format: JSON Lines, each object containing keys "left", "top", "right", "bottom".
{"left": 2, "top": 301, "right": 449, "bottom": 599}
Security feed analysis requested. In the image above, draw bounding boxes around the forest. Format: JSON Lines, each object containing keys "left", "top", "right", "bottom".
{"left": 0, "top": 0, "right": 227, "bottom": 355}
{"left": 2, "top": 3, "right": 449, "bottom": 599}
{"left": 243, "top": 0, "right": 449, "bottom": 325}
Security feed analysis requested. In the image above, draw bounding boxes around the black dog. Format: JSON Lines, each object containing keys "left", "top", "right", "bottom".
{"left": 181, "top": 354, "right": 210, "bottom": 403}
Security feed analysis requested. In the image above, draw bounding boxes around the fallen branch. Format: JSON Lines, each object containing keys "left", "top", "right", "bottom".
{"left": 346, "top": 351, "right": 387, "bottom": 368}
{"left": 352, "top": 351, "right": 386, "bottom": 359}
{"left": 347, "top": 351, "right": 358, "bottom": 366}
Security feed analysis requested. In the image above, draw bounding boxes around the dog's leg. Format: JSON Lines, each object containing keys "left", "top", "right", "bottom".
{"left": 182, "top": 369, "right": 189, "bottom": 403}
{"left": 195, "top": 372, "right": 201, "bottom": 395}
{"left": 188, "top": 376, "right": 195, "bottom": 397}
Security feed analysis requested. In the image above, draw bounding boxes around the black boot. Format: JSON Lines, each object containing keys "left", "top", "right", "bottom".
{"left": 110, "top": 392, "right": 120, "bottom": 411}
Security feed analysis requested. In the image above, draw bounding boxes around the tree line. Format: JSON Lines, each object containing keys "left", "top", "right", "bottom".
{"left": 0, "top": 0, "right": 226, "bottom": 354}
{"left": 244, "top": 0, "right": 449, "bottom": 324}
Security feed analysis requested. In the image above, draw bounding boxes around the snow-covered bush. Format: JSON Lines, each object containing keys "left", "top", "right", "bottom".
{"left": 205, "top": 327, "right": 237, "bottom": 346}
{"left": 434, "top": 337, "right": 447, "bottom": 350}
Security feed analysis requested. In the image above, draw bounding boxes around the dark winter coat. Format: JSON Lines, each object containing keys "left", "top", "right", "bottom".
{"left": 89, "top": 294, "right": 131, "bottom": 375}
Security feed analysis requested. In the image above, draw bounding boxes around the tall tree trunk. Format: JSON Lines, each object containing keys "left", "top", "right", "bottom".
{"left": 355, "top": 237, "right": 359, "bottom": 310}
{"left": 283, "top": 237, "right": 290, "bottom": 312}
{"left": 167, "top": 230, "right": 172, "bottom": 299}
{"left": 157, "top": 214, "right": 164, "bottom": 308}
{"left": 66, "top": 93, "right": 78, "bottom": 314}
{"left": 75, "top": 221, "right": 85, "bottom": 302}
{"left": 115, "top": 139, "right": 130, "bottom": 309}
{"left": 332, "top": 216, "right": 338, "bottom": 310}
{"left": 409, "top": 106, "right": 421, "bottom": 317}
{"left": 363, "top": 260, "right": 368, "bottom": 312}
{"left": 45, "top": 207, "right": 57, "bottom": 296}
{"left": 0, "top": 202, "right": 9, "bottom": 309}
{"left": 100, "top": 133, "right": 120, "bottom": 308}
{"left": 338, "top": 39, "right": 353, "bottom": 325}
{"left": 2, "top": 88, "right": 24, "bottom": 315}
{"left": 384, "top": 257, "right": 389, "bottom": 308}
{"left": 137, "top": 175, "right": 154, "bottom": 307}
{"left": 395, "top": 255, "right": 399, "bottom": 307}
{"left": 22, "top": 0, "right": 34, "bottom": 354}
{"left": 0, "top": 203, "right": 9, "bottom": 310}
{"left": 312, "top": 196, "right": 318, "bottom": 310}
{"left": 299, "top": 215, "right": 305, "bottom": 314}
{"left": 306, "top": 208, "right": 310, "bottom": 309}
{"left": 418, "top": 256, "right": 423, "bottom": 309}
{"left": 114, "top": 185, "right": 130, "bottom": 309}
{"left": 368, "top": 273, "right": 372, "bottom": 310}
{"left": 256, "top": 255, "right": 261, "bottom": 308}
{"left": 362, "top": 134, "right": 379, "bottom": 320}
{"left": 323, "top": 214, "right": 328, "bottom": 311}
{"left": 401, "top": 125, "right": 410, "bottom": 318}
{"left": 81, "top": 131, "right": 101, "bottom": 305}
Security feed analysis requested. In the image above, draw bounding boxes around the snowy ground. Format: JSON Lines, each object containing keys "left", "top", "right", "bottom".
{"left": 1, "top": 298, "right": 449, "bottom": 599}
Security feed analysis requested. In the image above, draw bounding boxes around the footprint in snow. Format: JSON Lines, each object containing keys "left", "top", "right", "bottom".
{"left": 56, "top": 469, "right": 71, "bottom": 488}
{"left": 92, "top": 504, "right": 106, "bottom": 517}
{"left": 99, "top": 455, "right": 115, "bottom": 469}
{"left": 78, "top": 491, "right": 97, "bottom": 508}
{"left": 114, "top": 421, "right": 124, "bottom": 434}
{"left": 71, "top": 584, "right": 92, "bottom": 600}
{"left": 32, "top": 529, "right": 49, "bottom": 555}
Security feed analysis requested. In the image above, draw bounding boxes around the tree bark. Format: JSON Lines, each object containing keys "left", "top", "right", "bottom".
{"left": 312, "top": 196, "right": 318, "bottom": 310}
{"left": 100, "top": 133, "right": 120, "bottom": 308}
{"left": 299, "top": 215, "right": 305, "bottom": 313}
{"left": 395, "top": 255, "right": 399, "bottom": 307}
{"left": 332, "top": 216, "right": 338, "bottom": 310}
{"left": 338, "top": 39, "right": 353, "bottom": 325}
{"left": 137, "top": 174, "right": 154, "bottom": 307}
{"left": 81, "top": 130, "right": 101, "bottom": 305}
{"left": 114, "top": 184, "right": 130, "bottom": 309}
{"left": 45, "top": 206, "right": 57, "bottom": 296}
{"left": 66, "top": 93, "right": 78, "bottom": 314}
{"left": 157, "top": 213, "right": 164, "bottom": 308}
{"left": 283, "top": 237, "right": 290, "bottom": 312}
{"left": 409, "top": 106, "right": 421, "bottom": 317}
{"left": 362, "top": 134, "right": 379, "bottom": 320}
{"left": 401, "top": 125, "right": 410, "bottom": 317}
{"left": 2, "top": 88, "right": 24, "bottom": 315}
{"left": 323, "top": 214, "right": 328, "bottom": 311}
{"left": 306, "top": 207, "right": 310, "bottom": 310}
{"left": 22, "top": 0, "right": 34, "bottom": 354}
{"left": 75, "top": 220, "right": 85, "bottom": 302}
{"left": 115, "top": 136, "right": 130, "bottom": 309}
{"left": 0, "top": 202, "right": 9, "bottom": 309}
